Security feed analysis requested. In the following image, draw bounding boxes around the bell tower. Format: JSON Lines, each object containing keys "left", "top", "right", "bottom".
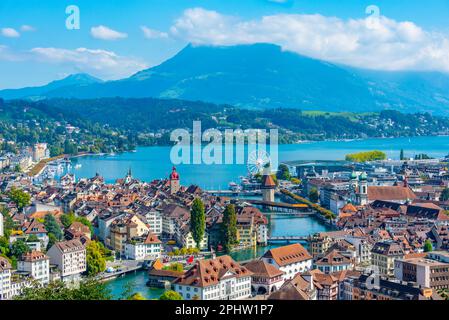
{"left": 261, "top": 164, "right": 276, "bottom": 202}
{"left": 356, "top": 172, "right": 368, "bottom": 205}
{"left": 170, "top": 166, "right": 180, "bottom": 194}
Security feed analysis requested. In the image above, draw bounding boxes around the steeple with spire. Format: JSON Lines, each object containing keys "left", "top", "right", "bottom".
{"left": 170, "top": 166, "right": 180, "bottom": 194}
{"left": 125, "top": 167, "right": 132, "bottom": 184}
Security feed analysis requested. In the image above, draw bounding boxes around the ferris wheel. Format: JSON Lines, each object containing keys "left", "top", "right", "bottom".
{"left": 247, "top": 150, "right": 271, "bottom": 175}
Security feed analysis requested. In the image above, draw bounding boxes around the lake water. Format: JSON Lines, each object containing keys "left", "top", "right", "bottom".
{"left": 71, "top": 136, "right": 449, "bottom": 299}
{"left": 61, "top": 136, "right": 449, "bottom": 189}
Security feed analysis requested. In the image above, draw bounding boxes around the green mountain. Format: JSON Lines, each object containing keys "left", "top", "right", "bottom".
{"left": 2, "top": 44, "right": 449, "bottom": 114}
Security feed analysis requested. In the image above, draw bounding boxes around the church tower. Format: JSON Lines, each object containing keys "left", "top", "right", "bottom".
{"left": 170, "top": 166, "right": 180, "bottom": 194}
{"left": 350, "top": 171, "right": 358, "bottom": 204}
{"left": 261, "top": 164, "right": 276, "bottom": 202}
{"left": 125, "top": 168, "right": 132, "bottom": 184}
{"left": 356, "top": 172, "right": 368, "bottom": 206}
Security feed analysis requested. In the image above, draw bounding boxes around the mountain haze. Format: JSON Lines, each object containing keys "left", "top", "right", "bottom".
{"left": 0, "top": 73, "right": 103, "bottom": 100}
{"left": 2, "top": 44, "right": 449, "bottom": 114}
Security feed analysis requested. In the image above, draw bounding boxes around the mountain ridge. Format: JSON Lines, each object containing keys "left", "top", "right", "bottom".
{"left": 2, "top": 43, "right": 449, "bottom": 114}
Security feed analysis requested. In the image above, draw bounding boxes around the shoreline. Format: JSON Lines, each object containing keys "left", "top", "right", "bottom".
{"left": 29, "top": 134, "right": 449, "bottom": 181}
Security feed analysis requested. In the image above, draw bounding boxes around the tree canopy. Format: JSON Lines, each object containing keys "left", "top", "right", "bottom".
{"left": 43, "top": 214, "right": 63, "bottom": 241}
{"left": 190, "top": 198, "right": 206, "bottom": 249}
{"left": 159, "top": 290, "right": 183, "bottom": 300}
{"left": 86, "top": 240, "right": 107, "bottom": 276}
{"left": 345, "top": 150, "right": 386, "bottom": 162}
{"left": 276, "top": 164, "right": 291, "bottom": 181}
{"left": 221, "top": 204, "right": 238, "bottom": 253}
{"left": 8, "top": 187, "right": 31, "bottom": 211}
{"left": 15, "top": 278, "right": 112, "bottom": 300}
{"left": 309, "top": 187, "right": 319, "bottom": 204}
{"left": 424, "top": 239, "right": 433, "bottom": 252}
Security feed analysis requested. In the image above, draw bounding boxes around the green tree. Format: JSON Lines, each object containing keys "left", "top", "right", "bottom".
{"left": 26, "top": 234, "right": 39, "bottom": 243}
{"left": 440, "top": 188, "right": 449, "bottom": 202}
{"left": 309, "top": 187, "right": 319, "bottom": 203}
{"left": 46, "top": 233, "right": 57, "bottom": 251}
{"left": 0, "top": 236, "right": 10, "bottom": 256}
{"left": 64, "top": 140, "right": 78, "bottom": 155}
{"left": 43, "top": 214, "right": 63, "bottom": 241}
{"left": 129, "top": 293, "right": 146, "bottom": 300}
{"left": 15, "top": 278, "right": 112, "bottom": 300}
{"left": 86, "top": 240, "right": 107, "bottom": 276}
{"left": 60, "top": 213, "right": 75, "bottom": 229}
{"left": 345, "top": 150, "right": 386, "bottom": 162}
{"left": 190, "top": 198, "right": 206, "bottom": 249}
{"left": 277, "top": 164, "right": 291, "bottom": 181}
{"left": 8, "top": 187, "right": 31, "bottom": 211}
{"left": 75, "top": 216, "right": 94, "bottom": 235}
{"left": 221, "top": 204, "right": 238, "bottom": 253}
{"left": 159, "top": 290, "right": 183, "bottom": 300}
{"left": 10, "top": 240, "right": 30, "bottom": 259}
{"left": 424, "top": 239, "right": 433, "bottom": 252}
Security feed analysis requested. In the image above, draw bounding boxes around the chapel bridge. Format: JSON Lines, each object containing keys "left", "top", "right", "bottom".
{"left": 240, "top": 199, "right": 313, "bottom": 215}
{"left": 267, "top": 236, "right": 309, "bottom": 244}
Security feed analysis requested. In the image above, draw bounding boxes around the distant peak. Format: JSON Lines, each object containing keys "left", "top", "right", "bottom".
{"left": 61, "top": 73, "right": 103, "bottom": 83}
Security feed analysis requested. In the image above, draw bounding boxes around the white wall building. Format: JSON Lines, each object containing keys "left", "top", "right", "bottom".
{"left": 145, "top": 211, "right": 162, "bottom": 235}
{"left": 124, "top": 233, "right": 162, "bottom": 261}
{"left": 0, "top": 257, "right": 11, "bottom": 300}
{"left": 262, "top": 243, "right": 313, "bottom": 280}
{"left": 173, "top": 255, "right": 252, "bottom": 300}
{"left": 47, "top": 239, "right": 86, "bottom": 283}
{"left": 257, "top": 223, "right": 268, "bottom": 245}
{"left": 18, "top": 251, "right": 50, "bottom": 286}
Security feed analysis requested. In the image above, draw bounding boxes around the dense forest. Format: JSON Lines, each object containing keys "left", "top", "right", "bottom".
{"left": 1, "top": 97, "right": 449, "bottom": 156}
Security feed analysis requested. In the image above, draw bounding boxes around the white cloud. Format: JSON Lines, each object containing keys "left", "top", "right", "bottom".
{"left": 90, "top": 25, "right": 128, "bottom": 40}
{"left": 20, "top": 25, "right": 36, "bottom": 32}
{"left": 141, "top": 26, "right": 169, "bottom": 39}
{"left": 29, "top": 47, "right": 148, "bottom": 79}
{"left": 1, "top": 27, "right": 20, "bottom": 38}
{"left": 170, "top": 7, "right": 449, "bottom": 73}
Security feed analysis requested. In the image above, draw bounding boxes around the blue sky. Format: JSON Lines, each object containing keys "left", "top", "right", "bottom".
{"left": 1, "top": 0, "right": 449, "bottom": 89}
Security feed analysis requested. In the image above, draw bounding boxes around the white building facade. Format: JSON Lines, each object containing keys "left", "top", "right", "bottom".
{"left": 47, "top": 239, "right": 86, "bottom": 283}
{"left": 18, "top": 251, "right": 50, "bottom": 286}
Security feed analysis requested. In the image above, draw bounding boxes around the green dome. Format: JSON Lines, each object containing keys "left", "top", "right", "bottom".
{"left": 350, "top": 171, "right": 357, "bottom": 179}
{"left": 359, "top": 172, "right": 368, "bottom": 181}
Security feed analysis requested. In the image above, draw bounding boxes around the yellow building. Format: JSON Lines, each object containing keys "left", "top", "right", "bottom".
{"left": 237, "top": 218, "right": 257, "bottom": 247}
{"left": 371, "top": 241, "right": 405, "bottom": 276}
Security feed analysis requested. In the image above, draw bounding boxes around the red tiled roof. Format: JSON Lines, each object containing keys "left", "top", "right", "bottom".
{"left": 144, "top": 232, "right": 161, "bottom": 244}
{"left": 173, "top": 255, "right": 252, "bottom": 288}
{"left": 262, "top": 243, "right": 312, "bottom": 267}
{"left": 244, "top": 260, "right": 284, "bottom": 278}
{"left": 368, "top": 186, "right": 416, "bottom": 201}
{"left": 261, "top": 174, "right": 276, "bottom": 189}
{"left": 21, "top": 250, "right": 49, "bottom": 262}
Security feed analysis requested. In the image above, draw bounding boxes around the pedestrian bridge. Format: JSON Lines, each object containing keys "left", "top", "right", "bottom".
{"left": 267, "top": 236, "right": 309, "bottom": 244}
{"left": 244, "top": 199, "right": 313, "bottom": 215}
